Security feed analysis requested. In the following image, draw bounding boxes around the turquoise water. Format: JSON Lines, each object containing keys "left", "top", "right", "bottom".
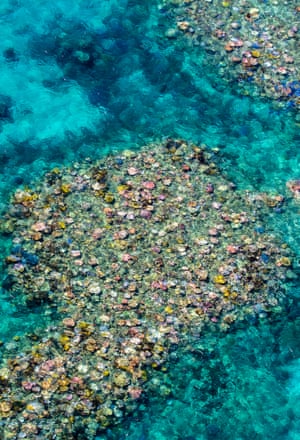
{"left": 0, "top": 0, "right": 300, "bottom": 438}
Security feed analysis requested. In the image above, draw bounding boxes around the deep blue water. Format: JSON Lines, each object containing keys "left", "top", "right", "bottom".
{"left": 0, "top": 0, "right": 300, "bottom": 439}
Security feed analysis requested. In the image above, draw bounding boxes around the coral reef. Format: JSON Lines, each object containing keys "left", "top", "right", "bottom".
{"left": 0, "top": 139, "right": 293, "bottom": 439}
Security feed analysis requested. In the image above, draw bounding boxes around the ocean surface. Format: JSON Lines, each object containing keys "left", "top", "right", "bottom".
{"left": 0, "top": 0, "right": 300, "bottom": 439}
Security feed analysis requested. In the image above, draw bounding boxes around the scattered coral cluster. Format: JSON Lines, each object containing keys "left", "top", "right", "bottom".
{"left": 0, "top": 139, "right": 292, "bottom": 439}
{"left": 165, "top": 0, "right": 300, "bottom": 107}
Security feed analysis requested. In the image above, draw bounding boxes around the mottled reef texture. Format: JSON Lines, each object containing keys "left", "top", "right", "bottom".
{"left": 0, "top": 139, "right": 293, "bottom": 439}
{"left": 164, "top": 0, "right": 300, "bottom": 107}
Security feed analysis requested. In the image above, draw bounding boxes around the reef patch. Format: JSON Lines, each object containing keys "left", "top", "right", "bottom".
{"left": 0, "top": 139, "right": 293, "bottom": 439}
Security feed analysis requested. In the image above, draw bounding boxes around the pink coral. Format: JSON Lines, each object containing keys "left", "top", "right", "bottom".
{"left": 287, "top": 180, "right": 300, "bottom": 198}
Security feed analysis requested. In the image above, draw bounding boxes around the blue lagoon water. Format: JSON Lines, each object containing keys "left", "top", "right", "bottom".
{"left": 0, "top": 0, "right": 300, "bottom": 439}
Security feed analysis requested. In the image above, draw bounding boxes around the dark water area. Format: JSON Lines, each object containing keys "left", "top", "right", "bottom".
{"left": 0, "top": 0, "right": 300, "bottom": 439}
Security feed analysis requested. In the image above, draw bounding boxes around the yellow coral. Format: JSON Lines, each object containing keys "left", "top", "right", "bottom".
{"left": 213, "top": 274, "right": 226, "bottom": 284}
{"left": 104, "top": 193, "right": 115, "bottom": 203}
{"left": 276, "top": 257, "right": 291, "bottom": 267}
{"left": 41, "top": 378, "right": 52, "bottom": 390}
{"left": 61, "top": 184, "right": 71, "bottom": 194}
{"left": 59, "top": 335, "right": 70, "bottom": 345}
{"left": 113, "top": 372, "right": 129, "bottom": 387}
{"left": 223, "top": 288, "right": 231, "bottom": 297}
{"left": 251, "top": 50, "right": 261, "bottom": 58}
{"left": 154, "top": 344, "right": 165, "bottom": 353}
{"left": 117, "top": 184, "right": 129, "bottom": 193}
{"left": 0, "top": 401, "right": 11, "bottom": 414}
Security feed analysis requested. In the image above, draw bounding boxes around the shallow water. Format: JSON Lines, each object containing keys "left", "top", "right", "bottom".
{"left": 0, "top": 0, "right": 300, "bottom": 439}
